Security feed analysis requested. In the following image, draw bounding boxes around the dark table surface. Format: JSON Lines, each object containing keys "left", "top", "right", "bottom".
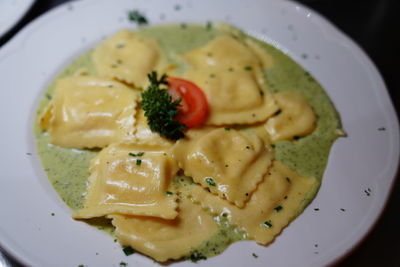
{"left": 1, "top": 0, "right": 399, "bottom": 266}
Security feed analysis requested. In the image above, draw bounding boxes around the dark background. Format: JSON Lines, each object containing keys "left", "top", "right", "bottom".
{"left": 0, "top": 0, "right": 399, "bottom": 266}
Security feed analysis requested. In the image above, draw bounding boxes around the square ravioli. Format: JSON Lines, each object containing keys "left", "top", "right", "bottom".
{"left": 110, "top": 198, "right": 219, "bottom": 262}
{"left": 74, "top": 143, "right": 178, "bottom": 219}
{"left": 173, "top": 128, "right": 273, "bottom": 207}
{"left": 40, "top": 76, "right": 138, "bottom": 149}
{"left": 181, "top": 161, "right": 318, "bottom": 245}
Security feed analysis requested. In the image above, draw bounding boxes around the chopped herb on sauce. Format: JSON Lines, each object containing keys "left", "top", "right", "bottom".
{"left": 189, "top": 251, "right": 207, "bottom": 262}
{"left": 205, "top": 21, "right": 213, "bottom": 30}
{"left": 120, "top": 261, "right": 127, "bottom": 267}
{"left": 206, "top": 177, "right": 216, "bottom": 186}
{"left": 293, "top": 135, "right": 301, "bottom": 140}
{"left": 129, "top": 152, "right": 144, "bottom": 157}
{"left": 252, "top": 253, "right": 258, "bottom": 258}
{"left": 222, "top": 212, "right": 228, "bottom": 217}
{"left": 263, "top": 221, "right": 272, "bottom": 228}
{"left": 136, "top": 159, "right": 142, "bottom": 166}
{"left": 166, "top": 191, "right": 173, "bottom": 196}
{"left": 274, "top": 205, "right": 283, "bottom": 212}
{"left": 123, "top": 246, "right": 135, "bottom": 256}
{"left": 224, "top": 127, "right": 231, "bottom": 131}
{"left": 127, "top": 10, "right": 148, "bottom": 25}
{"left": 285, "top": 177, "right": 291, "bottom": 183}
{"left": 244, "top": 66, "right": 252, "bottom": 71}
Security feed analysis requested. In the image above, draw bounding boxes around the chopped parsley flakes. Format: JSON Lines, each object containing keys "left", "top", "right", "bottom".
{"left": 129, "top": 152, "right": 144, "bottom": 157}
{"left": 122, "top": 246, "right": 135, "bottom": 256}
{"left": 189, "top": 251, "right": 207, "bottom": 262}
{"left": 205, "top": 177, "right": 216, "bottom": 186}
{"left": 274, "top": 205, "right": 283, "bottom": 212}
{"left": 263, "top": 221, "right": 272, "bottom": 228}
{"left": 127, "top": 10, "right": 148, "bottom": 26}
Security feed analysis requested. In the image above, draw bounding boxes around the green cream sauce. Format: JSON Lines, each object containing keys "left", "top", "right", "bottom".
{"left": 34, "top": 24, "right": 342, "bottom": 260}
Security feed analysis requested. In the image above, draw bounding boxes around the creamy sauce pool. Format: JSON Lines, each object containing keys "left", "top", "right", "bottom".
{"left": 34, "top": 24, "right": 342, "bottom": 259}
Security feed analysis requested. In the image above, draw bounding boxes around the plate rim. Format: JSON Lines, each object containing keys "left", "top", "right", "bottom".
{"left": 0, "top": 0, "right": 399, "bottom": 266}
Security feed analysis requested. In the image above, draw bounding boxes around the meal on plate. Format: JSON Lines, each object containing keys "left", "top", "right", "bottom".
{"left": 35, "top": 23, "right": 343, "bottom": 262}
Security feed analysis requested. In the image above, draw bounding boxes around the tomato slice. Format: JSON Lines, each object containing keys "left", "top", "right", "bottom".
{"left": 167, "top": 77, "right": 208, "bottom": 127}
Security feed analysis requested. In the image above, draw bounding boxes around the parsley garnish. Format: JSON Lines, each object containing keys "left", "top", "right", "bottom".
{"left": 136, "top": 159, "right": 142, "bottom": 166}
{"left": 122, "top": 246, "right": 135, "bottom": 256}
{"left": 224, "top": 127, "right": 231, "bottom": 131}
{"left": 274, "top": 205, "right": 283, "bottom": 212}
{"left": 120, "top": 261, "right": 127, "bottom": 267}
{"left": 263, "top": 221, "right": 272, "bottom": 228}
{"left": 205, "top": 21, "right": 213, "bottom": 30}
{"left": 127, "top": 10, "right": 148, "bottom": 26}
{"left": 244, "top": 66, "right": 253, "bottom": 71}
{"left": 206, "top": 177, "right": 216, "bottom": 186}
{"left": 129, "top": 152, "right": 144, "bottom": 157}
{"left": 189, "top": 251, "right": 207, "bottom": 262}
{"left": 252, "top": 253, "right": 258, "bottom": 258}
{"left": 141, "top": 72, "right": 186, "bottom": 140}
{"left": 166, "top": 191, "right": 173, "bottom": 196}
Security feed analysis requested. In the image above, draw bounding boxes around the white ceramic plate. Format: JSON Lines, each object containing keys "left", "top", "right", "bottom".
{"left": 0, "top": 0, "right": 35, "bottom": 38}
{"left": 0, "top": 0, "right": 398, "bottom": 266}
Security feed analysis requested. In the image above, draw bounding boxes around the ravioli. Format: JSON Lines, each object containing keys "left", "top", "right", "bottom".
{"left": 92, "top": 29, "right": 162, "bottom": 88}
{"left": 173, "top": 128, "right": 273, "bottom": 207}
{"left": 184, "top": 35, "right": 279, "bottom": 125}
{"left": 181, "top": 161, "right": 318, "bottom": 245}
{"left": 110, "top": 198, "right": 219, "bottom": 262}
{"left": 265, "top": 91, "right": 317, "bottom": 142}
{"left": 39, "top": 76, "right": 138, "bottom": 149}
{"left": 74, "top": 143, "right": 178, "bottom": 219}
{"left": 35, "top": 23, "right": 343, "bottom": 263}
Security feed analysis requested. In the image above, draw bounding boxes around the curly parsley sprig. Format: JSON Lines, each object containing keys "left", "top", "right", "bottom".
{"left": 141, "top": 72, "right": 186, "bottom": 140}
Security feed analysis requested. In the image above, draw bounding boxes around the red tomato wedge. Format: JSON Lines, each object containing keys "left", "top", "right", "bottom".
{"left": 166, "top": 77, "right": 208, "bottom": 127}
